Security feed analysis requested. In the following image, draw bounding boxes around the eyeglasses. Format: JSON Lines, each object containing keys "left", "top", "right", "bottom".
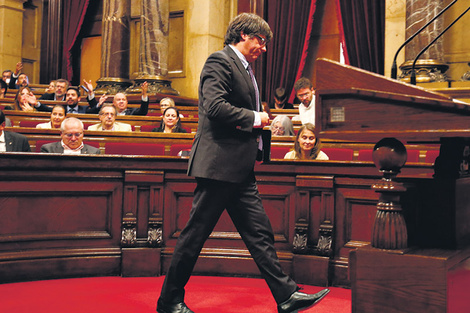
{"left": 100, "top": 112, "right": 115, "bottom": 117}
{"left": 272, "top": 126, "right": 285, "bottom": 131}
{"left": 254, "top": 34, "right": 267, "bottom": 46}
{"left": 63, "top": 132, "right": 83, "bottom": 138}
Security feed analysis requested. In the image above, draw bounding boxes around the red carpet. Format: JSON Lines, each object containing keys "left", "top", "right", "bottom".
{"left": 0, "top": 276, "right": 351, "bottom": 313}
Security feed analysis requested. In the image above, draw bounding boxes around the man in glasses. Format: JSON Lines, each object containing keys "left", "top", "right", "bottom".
{"left": 156, "top": 13, "right": 329, "bottom": 313}
{"left": 293, "top": 77, "right": 316, "bottom": 125}
{"left": 87, "top": 103, "right": 132, "bottom": 131}
{"left": 40, "top": 117, "right": 100, "bottom": 154}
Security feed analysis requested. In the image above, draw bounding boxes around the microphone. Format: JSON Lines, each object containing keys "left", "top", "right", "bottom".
{"left": 391, "top": 0, "right": 458, "bottom": 80}
{"left": 410, "top": 5, "right": 470, "bottom": 85}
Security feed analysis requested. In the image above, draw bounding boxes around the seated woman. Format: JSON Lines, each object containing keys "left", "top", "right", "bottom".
{"left": 284, "top": 123, "right": 329, "bottom": 160}
{"left": 152, "top": 107, "right": 187, "bottom": 133}
{"left": 12, "top": 86, "right": 37, "bottom": 111}
{"left": 270, "top": 115, "right": 295, "bottom": 136}
{"left": 36, "top": 105, "right": 66, "bottom": 129}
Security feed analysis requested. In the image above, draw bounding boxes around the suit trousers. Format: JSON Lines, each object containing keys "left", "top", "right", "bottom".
{"left": 159, "top": 176, "right": 298, "bottom": 305}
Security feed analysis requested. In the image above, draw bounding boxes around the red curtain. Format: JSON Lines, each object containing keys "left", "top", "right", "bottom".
{"left": 61, "top": 0, "right": 91, "bottom": 82}
{"left": 336, "top": 0, "right": 385, "bottom": 74}
{"left": 260, "top": 0, "right": 317, "bottom": 105}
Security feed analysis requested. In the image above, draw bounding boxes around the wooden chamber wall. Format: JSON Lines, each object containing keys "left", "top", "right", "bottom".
{"left": 0, "top": 153, "right": 438, "bottom": 286}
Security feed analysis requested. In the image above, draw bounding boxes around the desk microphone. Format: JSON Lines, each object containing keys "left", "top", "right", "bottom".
{"left": 410, "top": 5, "right": 470, "bottom": 85}
{"left": 391, "top": 0, "right": 458, "bottom": 80}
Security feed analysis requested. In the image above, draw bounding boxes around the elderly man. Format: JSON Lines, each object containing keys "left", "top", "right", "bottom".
{"left": 0, "top": 109, "right": 31, "bottom": 152}
{"left": 83, "top": 80, "right": 149, "bottom": 116}
{"left": 41, "top": 117, "right": 100, "bottom": 154}
{"left": 88, "top": 103, "right": 132, "bottom": 131}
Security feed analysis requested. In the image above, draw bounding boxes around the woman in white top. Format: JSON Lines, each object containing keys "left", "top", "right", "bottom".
{"left": 36, "top": 105, "right": 66, "bottom": 129}
{"left": 284, "top": 123, "right": 329, "bottom": 160}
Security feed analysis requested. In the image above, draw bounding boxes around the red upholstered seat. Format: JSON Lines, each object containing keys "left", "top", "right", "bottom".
{"left": 170, "top": 144, "right": 192, "bottom": 156}
{"left": 322, "top": 148, "right": 354, "bottom": 161}
{"left": 20, "top": 120, "right": 41, "bottom": 128}
{"left": 105, "top": 142, "right": 165, "bottom": 156}
{"left": 359, "top": 148, "right": 420, "bottom": 163}
{"left": 140, "top": 125, "right": 157, "bottom": 132}
{"left": 425, "top": 150, "right": 440, "bottom": 164}
{"left": 406, "top": 149, "right": 420, "bottom": 163}
{"left": 83, "top": 141, "right": 100, "bottom": 149}
{"left": 270, "top": 146, "right": 291, "bottom": 159}
{"left": 358, "top": 149, "right": 373, "bottom": 161}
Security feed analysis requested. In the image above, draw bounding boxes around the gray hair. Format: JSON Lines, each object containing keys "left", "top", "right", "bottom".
{"left": 270, "top": 115, "right": 295, "bottom": 136}
{"left": 61, "top": 117, "right": 84, "bottom": 132}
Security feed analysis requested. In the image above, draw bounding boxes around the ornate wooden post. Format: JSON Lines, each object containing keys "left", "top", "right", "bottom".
{"left": 371, "top": 138, "right": 408, "bottom": 249}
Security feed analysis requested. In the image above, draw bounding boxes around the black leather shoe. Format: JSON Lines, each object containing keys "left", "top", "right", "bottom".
{"left": 277, "top": 289, "right": 330, "bottom": 313}
{"left": 156, "top": 298, "right": 194, "bottom": 313}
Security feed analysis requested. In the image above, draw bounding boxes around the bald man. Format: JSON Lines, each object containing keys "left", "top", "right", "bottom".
{"left": 83, "top": 80, "right": 149, "bottom": 116}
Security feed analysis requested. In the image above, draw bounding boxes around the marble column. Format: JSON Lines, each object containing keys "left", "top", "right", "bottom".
{"left": 95, "top": 0, "right": 132, "bottom": 94}
{"left": 399, "top": 0, "right": 448, "bottom": 83}
{"left": 127, "top": 0, "right": 178, "bottom": 95}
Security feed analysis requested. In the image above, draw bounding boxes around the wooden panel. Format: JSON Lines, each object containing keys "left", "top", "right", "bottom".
{"left": 351, "top": 246, "right": 470, "bottom": 313}
{"left": 0, "top": 169, "right": 123, "bottom": 282}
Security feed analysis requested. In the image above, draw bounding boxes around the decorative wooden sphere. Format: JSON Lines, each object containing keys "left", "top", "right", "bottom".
{"left": 372, "top": 138, "right": 407, "bottom": 173}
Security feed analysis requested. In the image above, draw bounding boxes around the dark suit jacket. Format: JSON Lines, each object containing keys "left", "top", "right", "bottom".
{"left": 187, "top": 45, "right": 262, "bottom": 183}
{"left": 3, "top": 131, "right": 31, "bottom": 152}
{"left": 39, "top": 93, "right": 63, "bottom": 101}
{"left": 36, "top": 94, "right": 97, "bottom": 114}
{"left": 86, "top": 97, "right": 149, "bottom": 115}
{"left": 40, "top": 141, "right": 101, "bottom": 154}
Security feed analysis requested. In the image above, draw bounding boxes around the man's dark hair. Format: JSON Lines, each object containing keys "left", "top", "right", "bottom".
{"left": 274, "top": 87, "right": 287, "bottom": 101}
{"left": 66, "top": 86, "right": 80, "bottom": 98}
{"left": 0, "top": 109, "right": 5, "bottom": 125}
{"left": 2, "top": 70, "right": 12, "bottom": 75}
{"left": 224, "top": 13, "right": 273, "bottom": 46}
{"left": 294, "top": 77, "right": 313, "bottom": 92}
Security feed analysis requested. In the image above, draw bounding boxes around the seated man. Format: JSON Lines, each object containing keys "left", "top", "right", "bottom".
{"left": 83, "top": 80, "right": 149, "bottom": 115}
{"left": 41, "top": 117, "right": 100, "bottom": 154}
{"left": 35, "top": 78, "right": 70, "bottom": 112}
{"left": 2, "top": 69, "right": 12, "bottom": 84}
{"left": 292, "top": 77, "right": 315, "bottom": 125}
{"left": 270, "top": 87, "right": 294, "bottom": 110}
{"left": 39, "top": 78, "right": 69, "bottom": 101}
{"left": 8, "top": 62, "right": 29, "bottom": 90}
{"left": 0, "top": 109, "right": 31, "bottom": 152}
{"left": 63, "top": 87, "right": 97, "bottom": 114}
{"left": 88, "top": 103, "right": 132, "bottom": 131}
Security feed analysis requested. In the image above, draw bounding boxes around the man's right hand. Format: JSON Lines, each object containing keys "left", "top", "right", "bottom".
{"left": 83, "top": 79, "right": 94, "bottom": 93}
{"left": 259, "top": 112, "right": 270, "bottom": 127}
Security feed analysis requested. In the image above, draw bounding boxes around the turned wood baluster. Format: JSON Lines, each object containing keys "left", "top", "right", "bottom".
{"left": 371, "top": 138, "right": 408, "bottom": 249}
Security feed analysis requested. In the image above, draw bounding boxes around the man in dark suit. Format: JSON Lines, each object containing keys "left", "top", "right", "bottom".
{"left": 0, "top": 109, "right": 31, "bottom": 152}
{"left": 40, "top": 117, "right": 100, "bottom": 154}
{"left": 8, "top": 62, "right": 29, "bottom": 90}
{"left": 83, "top": 80, "right": 149, "bottom": 115}
{"left": 35, "top": 79, "right": 69, "bottom": 112}
{"left": 156, "top": 13, "right": 329, "bottom": 313}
